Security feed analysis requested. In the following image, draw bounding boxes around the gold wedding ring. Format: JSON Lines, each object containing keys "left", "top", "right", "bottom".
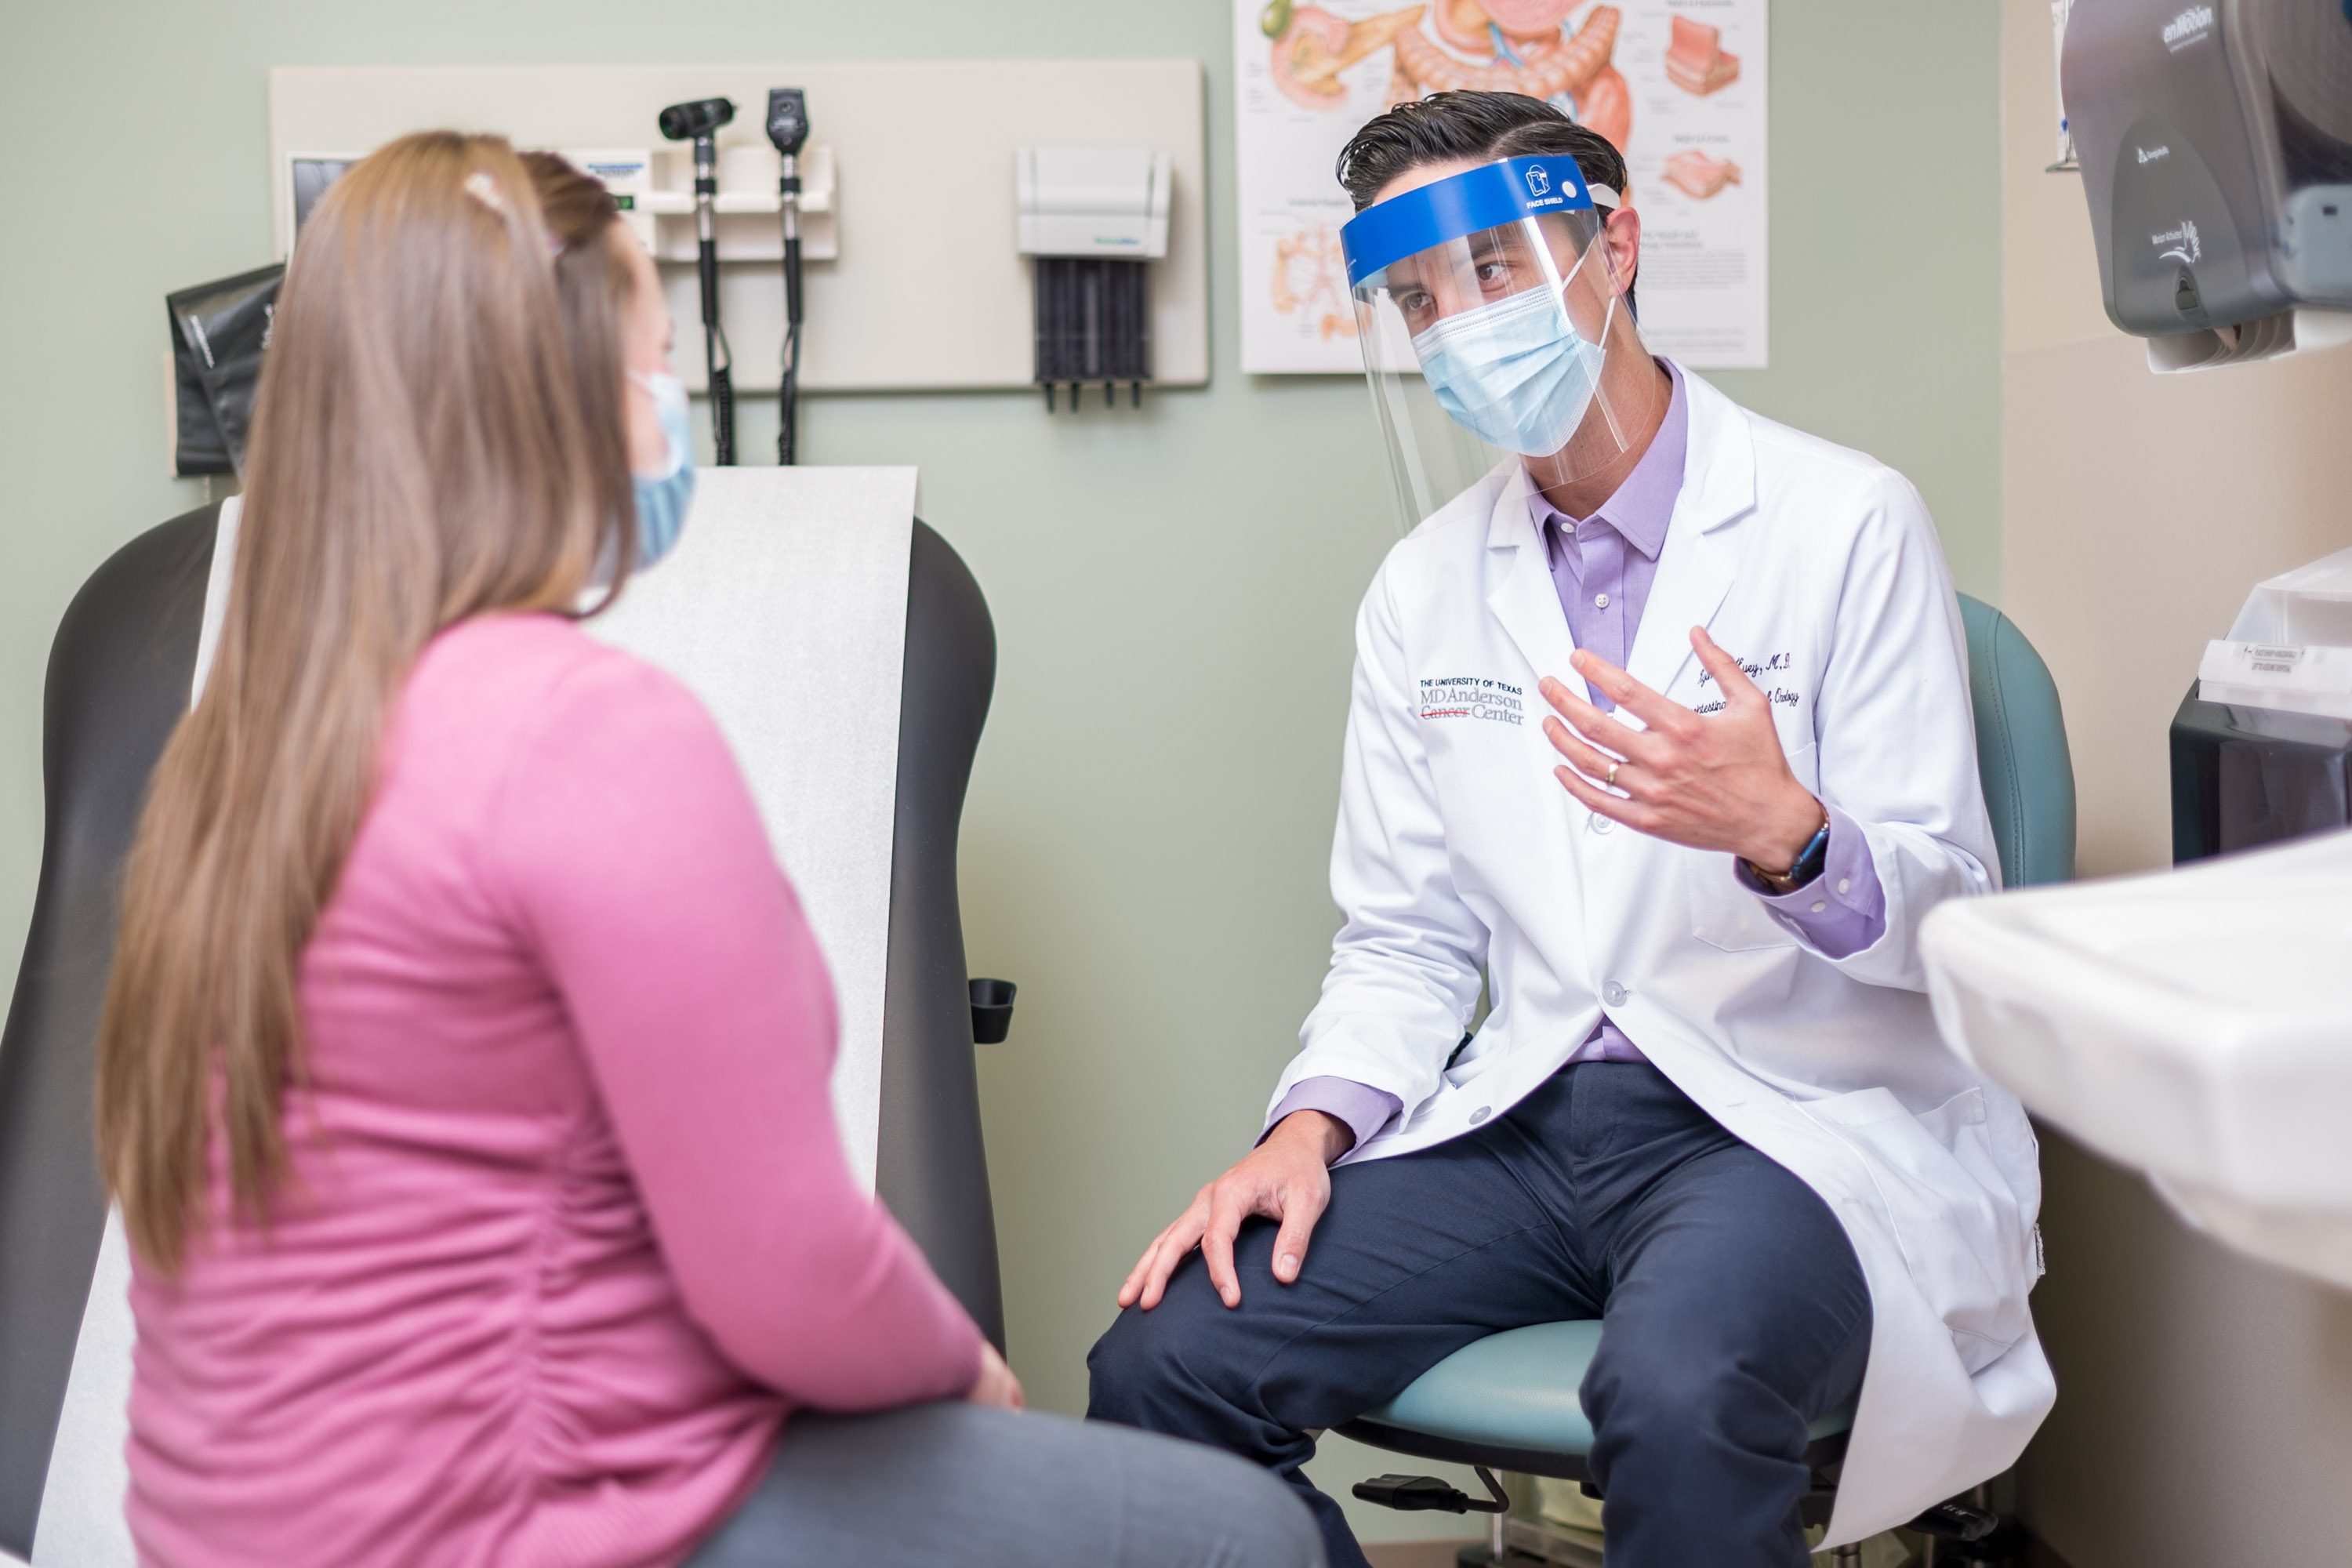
{"left": 1605, "top": 759, "right": 1621, "bottom": 789}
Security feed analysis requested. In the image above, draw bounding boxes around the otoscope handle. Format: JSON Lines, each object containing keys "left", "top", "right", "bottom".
{"left": 697, "top": 245, "right": 721, "bottom": 328}
{"left": 691, "top": 132, "right": 722, "bottom": 328}
{"left": 779, "top": 157, "right": 805, "bottom": 328}
{"left": 710, "top": 363, "right": 734, "bottom": 466}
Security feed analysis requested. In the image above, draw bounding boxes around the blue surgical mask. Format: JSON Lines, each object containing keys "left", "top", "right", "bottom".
{"left": 629, "top": 369, "right": 695, "bottom": 567}
{"left": 1411, "top": 286, "right": 1609, "bottom": 458}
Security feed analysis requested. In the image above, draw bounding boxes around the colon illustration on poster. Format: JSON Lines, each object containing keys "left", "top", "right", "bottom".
{"left": 1236, "top": 0, "right": 1767, "bottom": 373}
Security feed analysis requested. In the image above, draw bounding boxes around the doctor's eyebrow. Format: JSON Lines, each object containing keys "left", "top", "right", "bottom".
{"left": 1467, "top": 229, "right": 1541, "bottom": 276}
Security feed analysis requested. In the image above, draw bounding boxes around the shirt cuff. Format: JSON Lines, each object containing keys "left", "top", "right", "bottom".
{"left": 1261, "top": 1076, "right": 1403, "bottom": 1156}
{"left": 1734, "top": 803, "right": 1888, "bottom": 960}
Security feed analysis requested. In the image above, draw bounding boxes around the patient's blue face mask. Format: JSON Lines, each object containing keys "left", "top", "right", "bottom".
{"left": 630, "top": 369, "right": 695, "bottom": 567}
{"left": 1410, "top": 279, "right": 1611, "bottom": 459}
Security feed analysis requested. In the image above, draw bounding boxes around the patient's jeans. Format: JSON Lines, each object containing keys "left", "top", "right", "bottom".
{"left": 683, "top": 1399, "right": 1324, "bottom": 1567}
{"left": 1088, "top": 1062, "right": 1873, "bottom": 1568}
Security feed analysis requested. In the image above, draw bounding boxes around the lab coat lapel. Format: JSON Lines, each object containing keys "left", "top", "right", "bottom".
{"left": 1482, "top": 463, "right": 1581, "bottom": 684}
{"left": 1623, "top": 371, "right": 1757, "bottom": 704}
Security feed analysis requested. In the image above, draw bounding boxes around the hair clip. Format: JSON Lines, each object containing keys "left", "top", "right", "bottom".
{"left": 462, "top": 170, "right": 510, "bottom": 216}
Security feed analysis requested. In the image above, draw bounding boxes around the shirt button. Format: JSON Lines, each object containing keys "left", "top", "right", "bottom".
{"left": 1593, "top": 592, "right": 1610, "bottom": 609}
{"left": 1810, "top": 900, "right": 1828, "bottom": 913}
{"left": 1588, "top": 812, "right": 1613, "bottom": 834}
{"left": 1837, "top": 878, "right": 1851, "bottom": 895}
{"left": 1602, "top": 981, "right": 1628, "bottom": 1007}
{"left": 1469, "top": 1105, "right": 1492, "bottom": 1125}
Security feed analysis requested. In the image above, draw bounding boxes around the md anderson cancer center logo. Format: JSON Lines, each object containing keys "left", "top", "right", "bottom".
{"left": 1419, "top": 675, "right": 1525, "bottom": 725}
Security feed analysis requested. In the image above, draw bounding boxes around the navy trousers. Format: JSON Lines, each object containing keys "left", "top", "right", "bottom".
{"left": 1088, "top": 1062, "right": 1872, "bottom": 1568}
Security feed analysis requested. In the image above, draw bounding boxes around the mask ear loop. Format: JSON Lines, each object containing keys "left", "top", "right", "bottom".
{"left": 1550, "top": 227, "right": 1636, "bottom": 453}
{"left": 1589, "top": 294, "right": 1635, "bottom": 452}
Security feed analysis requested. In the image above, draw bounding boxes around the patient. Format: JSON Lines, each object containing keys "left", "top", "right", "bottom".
{"left": 96, "top": 134, "right": 1318, "bottom": 1568}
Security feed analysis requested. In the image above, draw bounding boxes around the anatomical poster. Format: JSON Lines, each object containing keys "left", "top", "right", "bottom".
{"left": 1236, "top": 0, "right": 1769, "bottom": 372}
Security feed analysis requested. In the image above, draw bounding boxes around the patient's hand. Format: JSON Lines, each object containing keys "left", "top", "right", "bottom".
{"left": 1118, "top": 1110, "right": 1350, "bottom": 1312}
{"left": 966, "top": 1341, "right": 1025, "bottom": 1411}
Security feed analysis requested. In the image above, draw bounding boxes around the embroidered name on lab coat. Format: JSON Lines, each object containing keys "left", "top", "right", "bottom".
{"left": 1419, "top": 675, "right": 1524, "bottom": 725}
{"left": 1693, "top": 649, "right": 1802, "bottom": 716}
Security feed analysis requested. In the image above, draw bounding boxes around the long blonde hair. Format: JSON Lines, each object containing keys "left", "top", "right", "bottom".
{"left": 97, "top": 132, "right": 633, "bottom": 1275}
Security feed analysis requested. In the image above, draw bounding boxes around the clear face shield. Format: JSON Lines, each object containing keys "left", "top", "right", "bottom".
{"left": 1341, "top": 156, "right": 1661, "bottom": 533}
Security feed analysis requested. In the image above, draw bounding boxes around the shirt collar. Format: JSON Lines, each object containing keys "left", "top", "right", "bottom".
{"left": 1526, "top": 360, "right": 1687, "bottom": 562}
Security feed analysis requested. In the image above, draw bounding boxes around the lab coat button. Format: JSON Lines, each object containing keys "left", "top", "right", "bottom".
{"left": 1588, "top": 812, "right": 1613, "bottom": 835}
{"left": 1469, "top": 1105, "right": 1492, "bottom": 1125}
{"left": 1602, "top": 981, "right": 1628, "bottom": 1007}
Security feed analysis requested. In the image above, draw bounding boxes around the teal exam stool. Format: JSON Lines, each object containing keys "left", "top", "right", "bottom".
{"left": 1339, "top": 596, "right": 2076, "bottom": 1568}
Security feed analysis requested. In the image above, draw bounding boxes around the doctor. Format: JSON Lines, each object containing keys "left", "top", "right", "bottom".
{"left": 1089, "top": 92, "right": 2052, "bottom": 1567}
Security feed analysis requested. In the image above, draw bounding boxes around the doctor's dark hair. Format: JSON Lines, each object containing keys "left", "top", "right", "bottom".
{"left": 1336, "top": 91, "right": 1635, "bottom": 312}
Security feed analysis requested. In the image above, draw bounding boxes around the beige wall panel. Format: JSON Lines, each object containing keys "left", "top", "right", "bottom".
{"left": 2002, "top": 335, "right": 2352, "bottom": 877}
{"left": 2002, "top": 0, "right": 2113, "bottom": 358}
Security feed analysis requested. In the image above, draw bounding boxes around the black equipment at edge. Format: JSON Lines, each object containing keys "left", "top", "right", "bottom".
{"left": 166, "top": 263, "right": 283, "bottom": 479}
{"left": 659, "top": 96, "right": 737, "bottom": 466}
{"left": 766, "top": 87, "right": 811, "bottom": 466}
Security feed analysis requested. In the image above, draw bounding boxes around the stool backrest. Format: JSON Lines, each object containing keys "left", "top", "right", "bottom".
{"left": 1957, "top": 594, "right": 2077, "bottom": 887}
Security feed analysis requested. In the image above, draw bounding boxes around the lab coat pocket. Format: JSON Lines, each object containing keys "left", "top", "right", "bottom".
{"left": 1802, "top": 1085, "right": 2033, "bottom": 1373}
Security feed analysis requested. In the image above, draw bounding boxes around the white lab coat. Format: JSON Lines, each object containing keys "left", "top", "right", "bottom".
{"left": 1271, "top": 368, "right": 2053, "bottom": 1545}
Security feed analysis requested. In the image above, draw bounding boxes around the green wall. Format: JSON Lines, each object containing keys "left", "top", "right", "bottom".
{"left": 0, "top": 0, "right": 2002, "bottom": 1545}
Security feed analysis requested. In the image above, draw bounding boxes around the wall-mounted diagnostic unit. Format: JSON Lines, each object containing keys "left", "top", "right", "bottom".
{"left": 268, "top": 62, "right": 1207, "bottom": 404}
{"left": 1017, "top": 148, "right": 1173, "bottom": 410}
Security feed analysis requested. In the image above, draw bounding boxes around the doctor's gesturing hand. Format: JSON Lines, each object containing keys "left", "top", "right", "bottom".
{"left": 1540, "top": 626, "right": 1828, "bottom": 878}
{"left": 1118, "top": 1110, "right": 1352, "bottom": 1312}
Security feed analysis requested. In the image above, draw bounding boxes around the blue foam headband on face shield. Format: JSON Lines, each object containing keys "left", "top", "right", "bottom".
{"left": 1341, "top": 157, "right": 1610, "bottom": 287}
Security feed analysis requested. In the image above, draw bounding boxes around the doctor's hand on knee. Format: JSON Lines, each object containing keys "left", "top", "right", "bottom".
{"left": 1538, "top": 626, "right": 1825, "bottom": 876}
{"left": 1116, "top": 1110, "right": 1351, "bottom": 1312}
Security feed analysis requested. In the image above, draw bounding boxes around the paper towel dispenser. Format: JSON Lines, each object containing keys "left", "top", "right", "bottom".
{"left": 2063, "top": 0, "right": 2352, "bottom": 370}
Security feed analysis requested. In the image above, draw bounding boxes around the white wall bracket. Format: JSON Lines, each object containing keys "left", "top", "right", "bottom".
{"left": 268, "top": 61, "right": 1207, "bottom": 394}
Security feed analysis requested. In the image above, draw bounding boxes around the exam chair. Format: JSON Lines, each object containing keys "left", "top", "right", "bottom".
{"left": 0, "top": 502, "right": 1010, "bottom": 1563}
{"left": 1341, "top": 595, "right": 2076, "bottom": 1568}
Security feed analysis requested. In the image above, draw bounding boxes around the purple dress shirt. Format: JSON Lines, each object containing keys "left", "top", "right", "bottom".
{"left": 1271, "top": 364, "right": 1889, "bottom": 1153}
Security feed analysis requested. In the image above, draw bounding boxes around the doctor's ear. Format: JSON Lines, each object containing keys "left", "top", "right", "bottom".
{"left": 1601, "top": 205, "right": 1641, "bottom": 311}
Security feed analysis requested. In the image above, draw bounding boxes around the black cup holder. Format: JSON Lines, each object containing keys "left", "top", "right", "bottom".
{"left": 969, "top": 978, "right": 1017, "bottom": 1044}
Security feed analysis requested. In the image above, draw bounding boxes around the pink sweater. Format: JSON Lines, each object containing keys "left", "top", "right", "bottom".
{"left": 126, "top": 614, "right": 983, "bottom": 1568}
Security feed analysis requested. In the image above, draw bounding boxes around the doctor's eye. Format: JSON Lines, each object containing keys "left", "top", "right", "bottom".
{"left": 1475, "top": 260, "right": 1514, "bottom": 291}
